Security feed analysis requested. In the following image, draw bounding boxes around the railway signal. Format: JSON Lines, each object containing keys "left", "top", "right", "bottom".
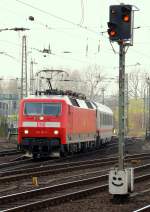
{"left": 120, "top": 5, "right": 132, "bottom": 40}
{"left": 108, "top": 5, "right": 120, "bottom": 41}
{"left": 107, "top": 22, "right": 118, "bottom": 40}
{"left": 108, "top": 5, "right": 133, "bottom": 41}
{"left": 108, "top": 4, "right": 138, "bottom": 200}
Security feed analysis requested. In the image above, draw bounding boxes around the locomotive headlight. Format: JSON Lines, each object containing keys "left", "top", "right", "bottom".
{"left": 54, "top": 130, "right": 59, "bottom": 135}
{"left": 24, "top": 129, "right": 29, "bottom": 134}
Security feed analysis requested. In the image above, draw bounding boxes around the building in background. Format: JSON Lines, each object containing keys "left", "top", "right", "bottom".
{"left": 0, "top": 78, "right": 19, "bottom": 128}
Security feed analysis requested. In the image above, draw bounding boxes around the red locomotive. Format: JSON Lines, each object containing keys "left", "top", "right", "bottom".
{"left": 18, "top": 90, "right": 113, "bottom": 158}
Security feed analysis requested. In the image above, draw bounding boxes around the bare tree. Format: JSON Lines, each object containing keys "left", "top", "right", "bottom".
{"left": 45, "top": 65, "right": 107, "bottom": 101}
{"left": 128, "top": 70, "right": 147, "bottom": 99}
{"left": 56, "top": 69, "right": 83, "bottom": 92}
{"left": 82, "top": 64, "right": 106, "bottom": 100}
{"left": 0, "top": 79, "right": 17, "bottom": 94}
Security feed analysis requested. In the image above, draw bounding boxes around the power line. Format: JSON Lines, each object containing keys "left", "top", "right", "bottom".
{"left": 0, "top": 51, "right": 19, "bottom": 61}
{"left": 16, "top": 0, "right": 99, "bottom": 34}
{"left": 32, "top": 47, "right": 98, "bottom": 65}
{"left": 0, "top": 39, "right": 20, "bottom": 47}
{"left": 79, "top": 0, "right": 84, "bottom": 26}
{"left": 1, "top": 1, "right": 110, "bottom": 57}
{"left": 132, "top": 49, "right": 150, "bottom": 59}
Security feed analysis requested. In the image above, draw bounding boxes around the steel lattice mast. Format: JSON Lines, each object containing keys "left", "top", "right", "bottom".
{"left": 21, "top": 35, "right": 27, "bottom": 98}
{"left": 30, "top": 60, "right": 34, "bottom": 95}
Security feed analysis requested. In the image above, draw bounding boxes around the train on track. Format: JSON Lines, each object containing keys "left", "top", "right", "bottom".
{"left": 18, "top": 89, "right": 114, "bottom": 158}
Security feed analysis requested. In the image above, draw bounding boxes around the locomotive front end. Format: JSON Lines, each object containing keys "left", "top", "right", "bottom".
{"left": 18, "top": 98, "right": 67, "bottom": 158}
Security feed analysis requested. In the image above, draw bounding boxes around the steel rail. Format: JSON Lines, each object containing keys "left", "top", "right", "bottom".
{"left": 0, "top": 152, "right": 150, "bottom": 183}
{"left": 0, "top": 149, "right": 20, "bottom": 157}
{"left": 1, "top": 169, "right": 150, "bottom": 211}
{"left": 0, "top": 143, "right": 117, "bottom": 171}
{"left": 0, "top": 155, "right": 119, "bottom": 178}
{"left": 133, "top": 205, "right": 150, "bottom": 212}
{"left": 0, "top": 159, "right": 31, "bottom": 170}
{"left": 0, "top": 140, "right": 145, "bottom": 173}
{"left": 1, "top": 151, "right": 150, "bottom": 175}
{"left": 0, "top": 184, "right": 108, "bottom": 212}
{"left": 0, "top": 159, "right": 117, "bottom": 183}
{"left": 0, "top": 174, "right": 107, "bottom": 205}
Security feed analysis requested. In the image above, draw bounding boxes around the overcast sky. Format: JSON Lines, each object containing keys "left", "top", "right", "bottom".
{"left": 0, "top": 0, "right": 149, "bottom": 84}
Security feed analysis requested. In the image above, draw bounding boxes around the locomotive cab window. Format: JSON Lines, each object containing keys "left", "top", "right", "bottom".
{"left": 43, "top": 103, "right": 61, "bottom": 116}
{"left": 85, "top": 101, "right": 94, "bottom": 109}
{"left": 69, "top": 98, "right": 80, "bottom": 107}
{"left": 24, "top": 102, "right": 61, "bottom": 116}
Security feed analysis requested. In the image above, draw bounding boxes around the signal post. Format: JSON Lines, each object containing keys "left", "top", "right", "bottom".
{"left": 108, "top": 4, "right": 137, "bottom": 199}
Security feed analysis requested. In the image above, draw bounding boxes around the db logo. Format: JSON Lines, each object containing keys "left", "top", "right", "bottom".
{"left": 37, "top": 122, "right": 45, "bottom": 127}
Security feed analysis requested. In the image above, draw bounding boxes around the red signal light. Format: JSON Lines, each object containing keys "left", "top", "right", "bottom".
{"left": 107, "top": 21, "right": 118, "bottom": 40}
{"left": 110, "top": 30, "right": 116, "bottom": 36}
{"left": 123, "top": 15, "right": 130, "bottom": 22}
{"left": 108, "top": 29, "right": 117, "bottom": 37}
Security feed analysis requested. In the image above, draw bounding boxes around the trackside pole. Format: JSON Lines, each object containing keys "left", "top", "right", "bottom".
{"left": 107, "top": 4, "right": 138, "bottom": 199}
{"left": 109, "top": 41, "right": 134, "bottom": 198}
{"left": 118, "top": 42, "right": 125, "bottom": 171}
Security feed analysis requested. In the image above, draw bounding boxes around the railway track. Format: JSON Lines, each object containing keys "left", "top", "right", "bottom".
{"left": 0, "top": 162, "right": 150, "bottom": 211}
{"left": 0, "top": 138, "right": 142, "bottom": 172}
{"left": 0, "top": 152, "right": 150, "bottom": 183}
{"left": 0, "top": 155, "right": 118, "bottom": 183}
{"left": 130, "top": 189, "right": 150, "bottom": 212}
{"left": 0, "top": 149, "right": 20, "bottom": 157}
{"left": 133, "top": 205, "right": 150, "bottom": 212}
{"left": 0, "top": 142, "right": 118, "bottom": 171}
{"left": 0, "top": 158, "right": 32, "bottom": 171}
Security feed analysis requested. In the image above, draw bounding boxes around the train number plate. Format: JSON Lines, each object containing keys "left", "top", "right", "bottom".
{"left": 37, "top": 122, "right": 45, "bottom": 127}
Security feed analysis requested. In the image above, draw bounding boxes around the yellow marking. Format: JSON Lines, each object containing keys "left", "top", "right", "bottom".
{"left": 32, "top": 176, "right": 39, "bottom": 187}
{"left": 131, "top": 159, "right": 141, "bottom": 165}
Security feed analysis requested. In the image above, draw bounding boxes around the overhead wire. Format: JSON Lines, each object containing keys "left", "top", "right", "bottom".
{"left": 4, "top": 0, "right": 150, "bottom": 70}
{"left": 0, "top": 40, "right": 20, "bottom": 47}
{"left": 32, "top": 46, "right": 100, "bottom": 66}
{"left": 15, "top": 0, "right": 99, "bottom": 34}
{"left": 0, "top": 0, "right": 99, "bottom": 43}
{"left": 79, "top": 0, "right": 84, "bottom": 26}
{"left": 14, "top": 0, "right": 108, "bottom": 57}
{"left": 132, "top": 49, "right": 150, "bottom": 59}
{"left": 0, "top": 0, "right": 149, "bottom": 83}
{"left": 1, "top": 0, "right": 112, "bottom": 57}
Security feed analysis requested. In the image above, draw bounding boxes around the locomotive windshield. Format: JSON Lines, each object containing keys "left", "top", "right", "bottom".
{"left": 24, "top": 102, "right": 61, "bottom": 116}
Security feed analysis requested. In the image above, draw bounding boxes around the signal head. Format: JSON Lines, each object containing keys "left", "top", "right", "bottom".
{"left": 109, "top": 30, "right": 117, "bottom": 37}
{"left": 123, "top": 15, "right": 130, "bottom": 22}
{"left": 108, "top": 5, "right": 133, "bottom": 41}
{"left": 107, "top": 22, "right": 118, "bottom": 40}
{"left": 121, "top": 6, "right": 131, "bottom": 22}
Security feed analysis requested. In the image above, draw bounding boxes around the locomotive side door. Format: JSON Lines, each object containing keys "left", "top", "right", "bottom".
{"left": 96, "top": 109, "right": 100, "bottom": 132}
{"left": 68, "top": 105, "right": 73, "bottom": 135}
{"left": 96, "top": 109, "right": 101, "bottom": 146}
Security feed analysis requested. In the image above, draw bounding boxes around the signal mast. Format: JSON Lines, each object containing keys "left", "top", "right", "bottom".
{"left": 108, "top": 4, "right": 139, "bottom": 200}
